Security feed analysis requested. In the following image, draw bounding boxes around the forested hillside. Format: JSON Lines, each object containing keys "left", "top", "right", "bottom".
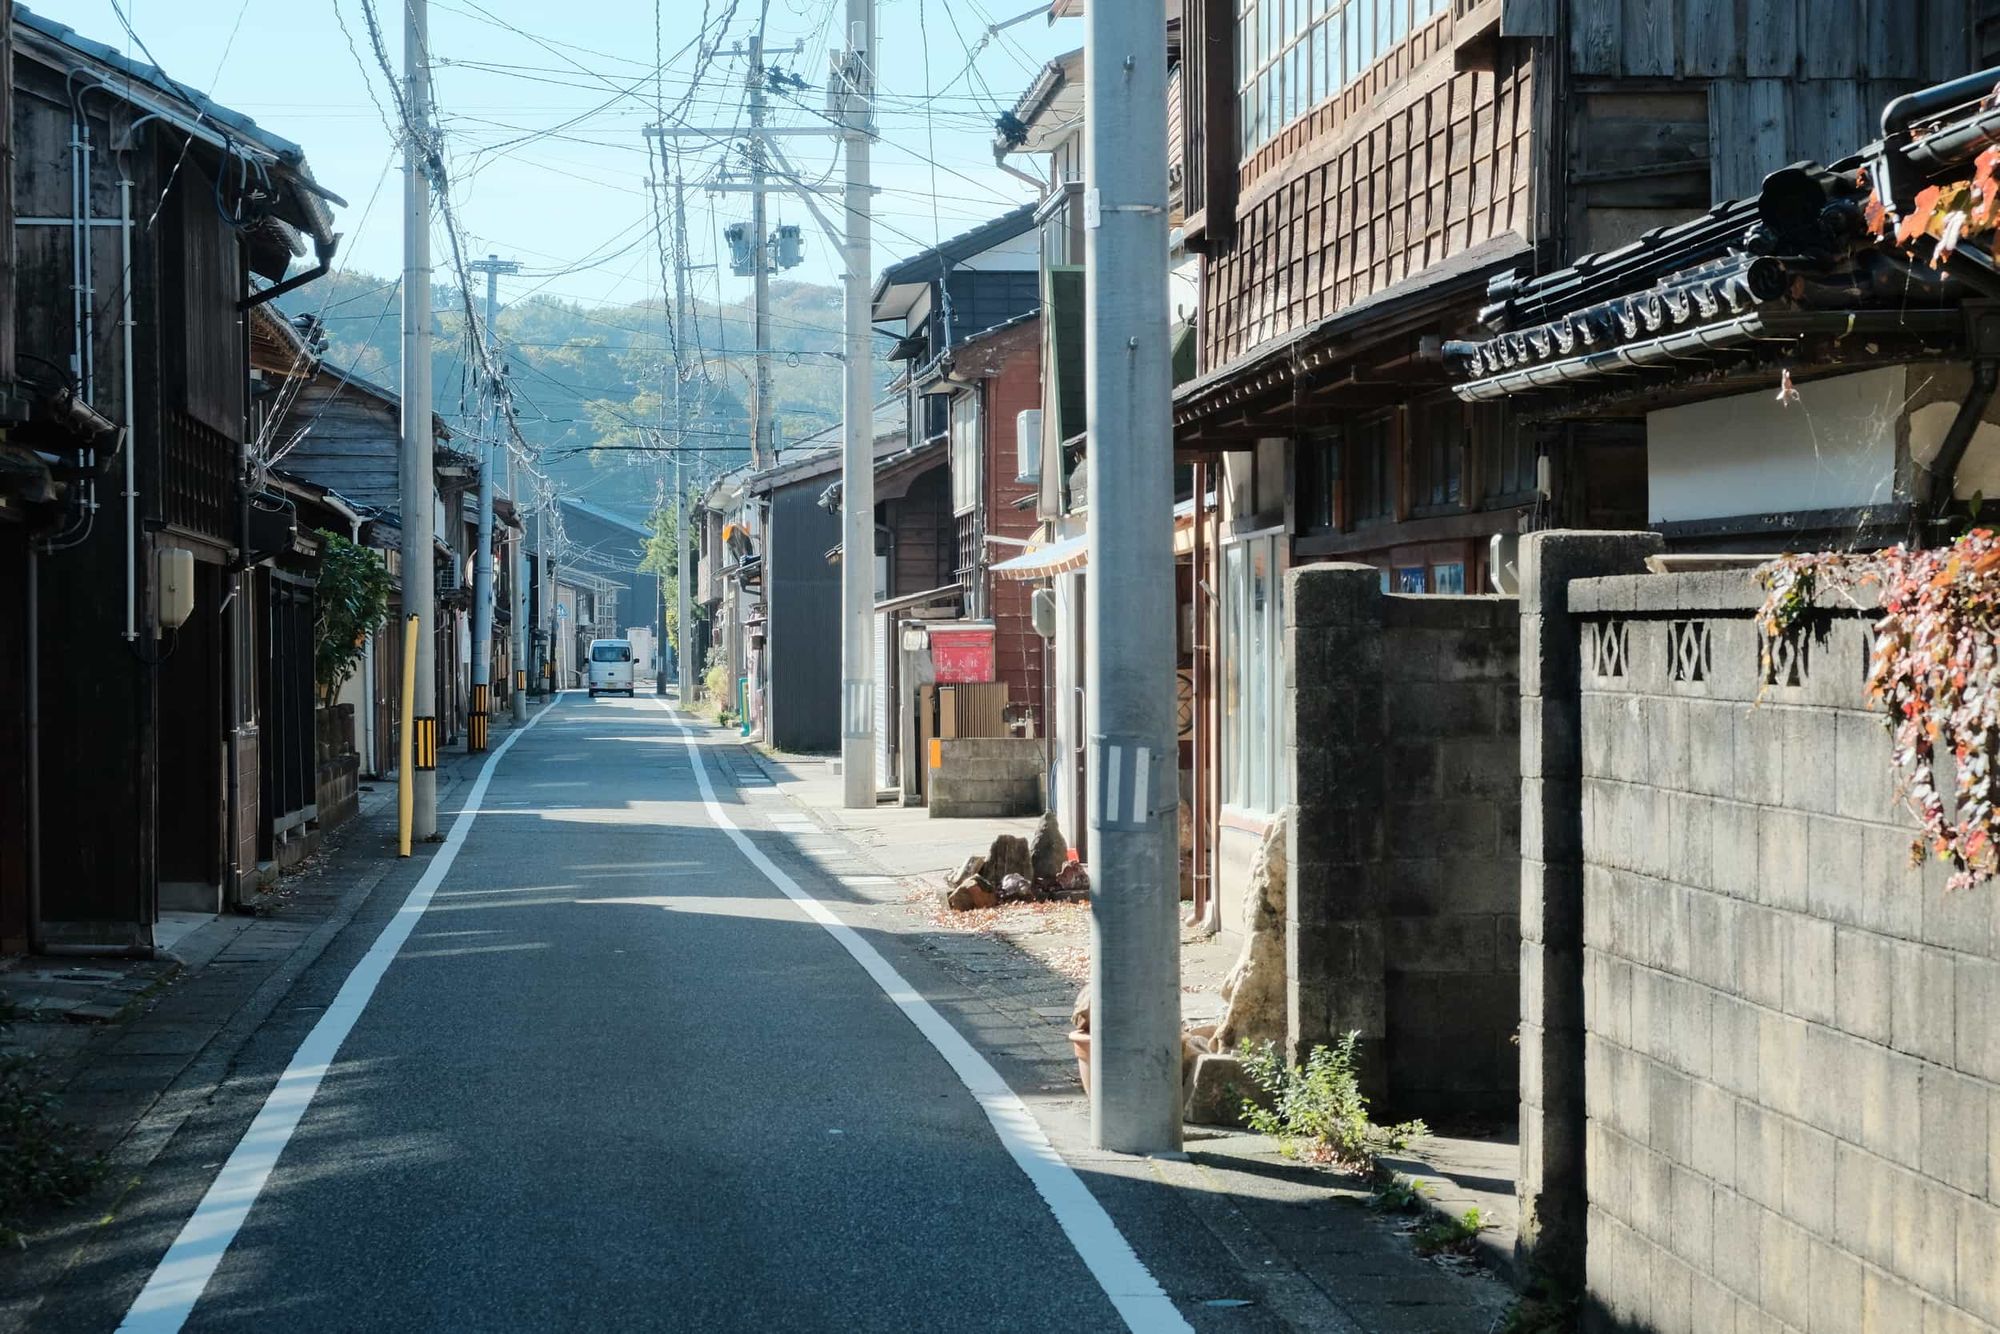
{"left": 277, "top": 272, "right": 892, "bottom": 520}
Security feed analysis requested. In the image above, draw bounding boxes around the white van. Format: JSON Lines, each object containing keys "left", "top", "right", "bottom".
{"left": 586, "top": 638, "right": 636, "bottom": 697}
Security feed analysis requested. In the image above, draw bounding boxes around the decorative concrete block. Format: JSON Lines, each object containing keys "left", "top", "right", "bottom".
{"left": 1921, "top": 1068, "right": 1992, "bottom": 1200}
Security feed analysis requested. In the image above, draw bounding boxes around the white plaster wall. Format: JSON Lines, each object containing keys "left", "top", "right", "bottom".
{"left": 954, "top": 229, "right": 1040, "bottom": 271}
{"left": 1646, "top": 365, "right": 1906, "bottom": 523}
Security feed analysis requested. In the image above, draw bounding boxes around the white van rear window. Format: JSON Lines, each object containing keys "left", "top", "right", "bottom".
{"left": 591, "top": 643, "right": 632, "bottom": 663}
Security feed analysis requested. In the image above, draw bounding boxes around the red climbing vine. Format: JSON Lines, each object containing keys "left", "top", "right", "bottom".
{"left": 1759, "top": 530, "right": 2000, "bottom": 890}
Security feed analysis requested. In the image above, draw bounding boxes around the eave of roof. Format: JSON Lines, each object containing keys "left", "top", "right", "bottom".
{"left": 1174, "top": 232, "right": 1531, "bottom": 422}
{"left": 17, "top": 5, "right": 342, "bottom": 246}
{"left": 871, "top": 205, "right": 1038, "bottom": 313}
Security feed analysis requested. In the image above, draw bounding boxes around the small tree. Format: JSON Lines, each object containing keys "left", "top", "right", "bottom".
{"left": 641, "top": 501, "right": 686, "bottom": 653}
{"left": 314, "top": 530, "right": 394, "bottom": 707}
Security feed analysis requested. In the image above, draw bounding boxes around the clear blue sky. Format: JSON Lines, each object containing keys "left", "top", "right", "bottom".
{"left": 51, "top": 0, "right": 1074, "bottom": 313}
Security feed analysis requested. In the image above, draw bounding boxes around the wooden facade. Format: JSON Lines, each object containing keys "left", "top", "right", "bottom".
{"left": 0, "top": 10, "right": 339, "bottom": 948}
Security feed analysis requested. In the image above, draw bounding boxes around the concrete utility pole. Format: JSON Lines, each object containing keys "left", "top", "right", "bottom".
{"left": 400, "top": 0, "right": 438, "bottom": 838}
{"left": 747, "top": 24, "right": 774, "bottom": 472}
{"left": 510, "top": 451, "right": 530, "bottom": 721}
{"left": 467, "top": 254, "right": 520, "bottom": 750}
{"left": 1084, "top": 0, "right": 1180, "bottom": 1153}
{"left": 838, "top": 0, "right": 876, "bottom": 808}
{"left": 673, "top": 174, "right": 697, "bottom": 702}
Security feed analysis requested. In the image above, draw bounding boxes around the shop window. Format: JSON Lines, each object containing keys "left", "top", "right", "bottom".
{"left": 1395, "top": 566, "right": 1426, "bottom": 593}
{"left": 1432, "top": 562, "right": 1465, "bottom": 594}
{"left": 1223, "top": 532, "right": 1288, "bottom": 814}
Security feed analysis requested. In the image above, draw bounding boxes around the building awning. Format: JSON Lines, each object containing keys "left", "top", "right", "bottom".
{"left": 991, "top": 533, "right": 1088, "bottom": 580}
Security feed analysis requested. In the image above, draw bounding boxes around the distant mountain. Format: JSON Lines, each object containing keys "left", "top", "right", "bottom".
{"left": 276, "top": 273, "right": 894, "bottom": 519}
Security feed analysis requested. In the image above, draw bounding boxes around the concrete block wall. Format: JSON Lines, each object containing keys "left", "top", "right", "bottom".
{"left": 1286, "top": 562, "right": 1522, "bottom": 1119}
{"left": 1566, "top": 567, "right": 2000, "bottom": 1333}
{"left": 929, "top": 737, "right": 1043, "bottom": 819}
{"left": 1517, "top": 531, "right": 1667, "bottom": 1285}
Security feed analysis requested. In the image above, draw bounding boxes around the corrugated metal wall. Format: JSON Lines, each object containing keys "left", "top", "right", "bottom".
{"left": 764, "top": 482, "right": 843, "bottom": 753}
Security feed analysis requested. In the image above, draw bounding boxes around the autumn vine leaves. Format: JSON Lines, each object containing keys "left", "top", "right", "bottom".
{"left": 1758, "top": 534, "right": 2000, "bottom": 890}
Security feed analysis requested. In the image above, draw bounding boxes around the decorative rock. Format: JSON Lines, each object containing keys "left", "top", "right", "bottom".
{"left": 943, "top": 879, "right": 998, "bottom": 911}
{"left": 983, "top": 833, "right": 1033, "bottom": 887}
{"left": 1071, "top": 984, "right": 1090, "bottom": 1035}
{"left": 945, "top": 854, "right": 985, "bottom": 889}
{"left": 1031, "top": 811, "right": 1068, "bottom": 881}
{"left": 1184, "top": 1051, "right": 1273, "bottom": 1127}
{"left": 998, "top": 872, "right": 1034, "bottom": 901}
{"left": 1214, "top": 811, "right": 1287, "bottom": 1051}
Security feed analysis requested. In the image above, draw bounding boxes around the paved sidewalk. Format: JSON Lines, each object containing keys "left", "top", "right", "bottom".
{"left": 739, "top": 736, "right": 1525, "bottom": 1325}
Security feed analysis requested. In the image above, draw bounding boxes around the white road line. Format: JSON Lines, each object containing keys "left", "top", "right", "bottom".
{"left": 117, "top": 695, "right": 564, "bottom": 1333}
{"left": 655, "top": 700, "right": 1193, "bottom": 1334}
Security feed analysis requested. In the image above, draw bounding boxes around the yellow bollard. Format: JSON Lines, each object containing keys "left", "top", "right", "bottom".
{"left": 399, "top": 613, "right": 417, "bottom": 857}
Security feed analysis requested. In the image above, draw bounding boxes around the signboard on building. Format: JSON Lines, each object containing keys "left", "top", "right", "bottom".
{"left": 929, "top": 622, "right": 997, "bottom": 684}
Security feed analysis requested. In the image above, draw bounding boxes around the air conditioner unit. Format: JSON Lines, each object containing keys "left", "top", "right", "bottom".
{"left": 436, "top": 560, "right": 463, "bottom": 597}
{"left": 1015, "top": 409, "right": 1042, "bottom": 485}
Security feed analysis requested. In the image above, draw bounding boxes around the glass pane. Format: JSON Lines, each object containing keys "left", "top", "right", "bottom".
{"left": 1389, "top": 0, "right": 1407, "bottom": 44}
{"left": 1433, "top": 563, "right": 1466, "bottom": 595}
{"left": 1396, "top": 567, "right": 1427, "bottom": 593}
{"left": 1343, "top": 2, "right": 1360, "bottom": 81}
{"left": 1248, "top": 539, "right": 1271, "bottom": 813}
{"left": 1224, "top": 543, "right": 1246, "bottom": 807}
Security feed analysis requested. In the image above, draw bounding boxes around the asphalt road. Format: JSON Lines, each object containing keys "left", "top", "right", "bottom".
{"left": 137, "top": 693, "right": 1137, "bottom": 1331}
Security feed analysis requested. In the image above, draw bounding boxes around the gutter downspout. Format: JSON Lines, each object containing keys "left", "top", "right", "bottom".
{"left": 119, "top": 169, "right": 137, "bottom": 642}
{"left": 240, "top": 234, "right": 337, "bottom": 311}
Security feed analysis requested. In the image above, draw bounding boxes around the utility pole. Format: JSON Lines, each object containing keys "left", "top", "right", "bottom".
{"left": 837, "top": 0, "right": 875, "bottom": 808}
{"left": 747, "top": 21, "right": 773, "bottom": 471}
{"left": 510, "top": 447, "right": 530, "bottom": 721}
{"left": 400, "top": 0, "right": 438, "bottom": 838}
{"left": 1085, "top": 0, "right": 1180, "bottom": 1153}
{"left": 673, "top": 174, "right": 697, "bottom": 702}
{"left": 467, "top": 254, "right": 520, "bottom": 750}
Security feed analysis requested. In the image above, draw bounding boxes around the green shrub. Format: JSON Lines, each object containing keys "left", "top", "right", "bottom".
{"left": 1413, "top": 1206, "right": 1487, "bottom": 1256}
{"left": 1239, "top": 1032, "right": 1427, "bottom": 1171}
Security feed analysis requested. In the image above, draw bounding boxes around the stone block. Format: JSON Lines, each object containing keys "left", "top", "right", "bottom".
{"left": 1441, "top": 735, "right": 1521, "bottom": 800}
{"left": 1759, "top": 1211, "right": 1814, "bottom": 1331}
{"left": 1780, "top": 1118, "right": 1837, "bottom": 1225}
{"left": 1861, "top": 1271, "right": 1926, "bottom": 1334}
{"left": 1833, "top": 1140, "right": 1898, "bottom": 1270}
{"left": 1891, "top": 940, "right": 1958, "bottom": 1068}
{"left": 1691, "top": 1273, "right": 1741, "bottom": 1334}
{"left": 1784, "top": 915, "right": 1839, "bottom": 1026}
{"left": 1859, "top": 824, "right": 1923, "bottom": 940}
{"left": 1710, "top": 799, "right": 1764, "bottom": 903}
{"left": 1807, "top": 817, "right": 1872, "bottom": 932}
{"left": 1710, "top": 994, "right": 1763, "bottom": 1101}
{"left": 1732, "top": 701, "right": 1785, "bottom": 807}
{"left": 1920, "top": 1068, "right": 1992, "bottom": 1200}
{"left": 1642, "top": 692, "right": 1694, "bottom": 797}
{"left": 1891, "top": 1179, "right": 1960, "bottom": 1303}
{"left": 1688, "top": 698, "right": 1739, "bottom": 798}
{"left": 1736, "top": 1101, "right": 1785, "bottom": 1213}
{"left": 1649, "top": 1244, "right": 1696, "bottom": 1334}
{"left": 1807, "top": 1238, "right": 1866, "bottom": 1334}
{"left": 1650, "top": 1059, "right": 1695, "bottom": 1162}
{"left": 1669, "top": 1163, "right": 1716, "bottom": 1268}
{"left": 1523, "top": 530, "right": 1665, "bottom": 617}
{"left": 1834, "top": 928, "right": 1895, "bottom": 1047}
{"left": 1287, "top": 563, "right": 1382, "bottom": 630}
{"left": 1687, "top": 889, "right": 1741, "bottom": 995}
{"left": 1384, "top": 913, "right": 1498, "bottom": 973}
{"left": 1757, "top": 808, "right": 1811, "bottom": 913}
{"left": 1924, "top": 872, "right": 2000, "bottom": 958}
{"left": 1991, "top": 1081, "right": 2000, "bottom": 1208}
{"left": 1758, "top": 1009, "right": 1810, "bottom": 1122}
{"left": 1836, "top": 708, "right": 1897, "bottom": 823}
{"left": 1860, "top": 1046, "right": 1925, "bottom": 1172}
{"left": 1779, "top": 706, "right": 1841, "bottom": 816}
{"left": 1957, "top": 1194, "right": 2000, "bottom": 1327}
{"left": 1957, "top": 957, "right": 2000, "bottom": 1085}
{"left": 1736, "top": 905, "right": 1789, "bottom": 1012}
{"left": 1711, "top": 1184, "right": 1763, "bottom": 1300}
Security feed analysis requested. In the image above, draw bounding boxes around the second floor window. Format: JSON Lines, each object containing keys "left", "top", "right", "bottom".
{"left": 1349, "top": 410, "right": 1394, "bottom": 525}
{"left": 1237, "top": 0, "right": 1448, "bottom": 156}
{"left": 950, "top": 391, "right": 981, "bottom": 516}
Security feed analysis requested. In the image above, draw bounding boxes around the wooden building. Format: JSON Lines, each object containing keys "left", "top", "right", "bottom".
{"left": 1, "top": 6, "right": 341, "bottom": 951}
{"left": 1166, "top": 0, "right": 1984, "bottom": 931}
{"left": 272, "top": 364, "right": 468, "bottom": 779}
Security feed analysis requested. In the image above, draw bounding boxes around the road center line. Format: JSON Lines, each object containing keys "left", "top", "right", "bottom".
{"left": 654, "top": 699, "right": 1193, "bottom": 1334}
{"left": 116, "top": 694, "right": 564, "bottom": 1334}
